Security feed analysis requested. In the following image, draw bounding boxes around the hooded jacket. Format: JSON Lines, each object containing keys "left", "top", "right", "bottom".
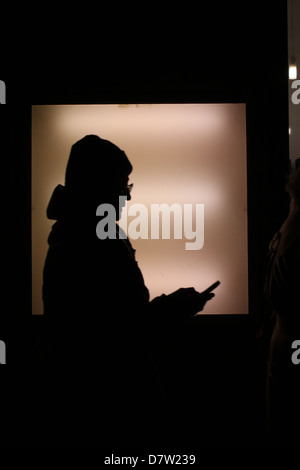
{"left": 42, "top": 184, "right": 158, "bottom": 368}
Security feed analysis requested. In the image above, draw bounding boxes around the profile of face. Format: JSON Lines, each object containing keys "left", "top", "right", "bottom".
{"left": 107, "top": 173, "right": 133, "bottom": 221}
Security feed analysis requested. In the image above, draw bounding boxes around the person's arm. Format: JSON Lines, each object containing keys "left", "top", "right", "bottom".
{"left": 145, "top": 286, "right": 217, "bottom": 321}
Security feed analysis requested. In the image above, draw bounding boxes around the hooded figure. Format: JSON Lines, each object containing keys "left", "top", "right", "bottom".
{"left": 40, "top": 135, "right": 214, "bottom": 449}
{"left": 264, "top": 166, "right": 300, "bottom": 449}
{"left": 43, "top": 135, "right": 149, "bottom": 329}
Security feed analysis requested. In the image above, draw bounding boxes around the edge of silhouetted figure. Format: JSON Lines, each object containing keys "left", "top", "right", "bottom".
{"left": 38, "top": 134, "right": 215, "bottom": 449}
{"left": 264, "top": 165, "right": 300, "bottom": 449}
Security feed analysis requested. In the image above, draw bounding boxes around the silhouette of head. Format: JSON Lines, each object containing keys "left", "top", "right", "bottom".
{"left": 65, "top": 135, "right": 133, "bottom": 214}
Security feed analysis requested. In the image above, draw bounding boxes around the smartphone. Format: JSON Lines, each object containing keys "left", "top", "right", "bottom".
{"left": 202, "top": 280, "right": 221, "bottom": 294}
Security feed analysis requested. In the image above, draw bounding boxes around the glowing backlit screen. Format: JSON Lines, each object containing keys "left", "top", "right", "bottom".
{"left": 32, "top": 104, "right": 248, "bottom": 315}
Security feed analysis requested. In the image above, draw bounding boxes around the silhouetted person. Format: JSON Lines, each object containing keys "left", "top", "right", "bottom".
{"left": 41, "top": 134, "right": 215, "bottom": 448}
{"left": 264, "top": 166, "right": 300, "bottom": 449}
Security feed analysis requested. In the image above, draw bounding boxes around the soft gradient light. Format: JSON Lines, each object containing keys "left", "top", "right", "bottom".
{"left": 32, "top": 103, "right": 248, "bottom": 315}
{"left": 290, "top": 64, "right": 298, "bottom": 79}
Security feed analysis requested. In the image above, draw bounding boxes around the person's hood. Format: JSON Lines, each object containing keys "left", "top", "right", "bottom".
{"left": 46, "top": 185, "right": 76, "bottom": 248}
{"left": 46, "top": 184, "right": 66, "bottom": 220}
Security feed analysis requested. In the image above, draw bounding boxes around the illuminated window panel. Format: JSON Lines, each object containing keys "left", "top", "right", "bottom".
{"left": 32, "top": 103, "right": 248, "bottom": 315}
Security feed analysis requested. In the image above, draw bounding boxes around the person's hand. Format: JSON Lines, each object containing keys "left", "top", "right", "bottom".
{"left": 166, "top": 287, "right": 215, "bottom": 319}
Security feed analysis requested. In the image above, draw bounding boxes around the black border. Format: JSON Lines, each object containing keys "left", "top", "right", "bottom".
{"left": 0, "top": 0, "right": 291, "bottom": 452}
{"left": 1, "top": 0, "right": 289, "bottom": 353}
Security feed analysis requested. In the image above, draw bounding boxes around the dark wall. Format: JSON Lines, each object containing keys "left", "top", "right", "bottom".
{"left": 2, "top": 1, "right": 290, "bottom": 321}
{"left": 0, "top": 1, "right": 289, "bottom": 449}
